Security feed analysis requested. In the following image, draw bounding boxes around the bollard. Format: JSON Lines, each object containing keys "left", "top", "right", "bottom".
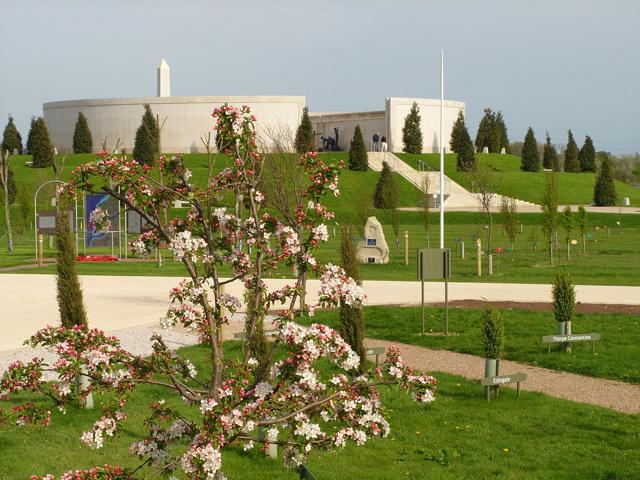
{"left": 38, "top": 234, "right": 44, "bottom": 267}
{"left": 476, "top": 239, "right": 482, "bottom": 276}
{"left": 488, "top": 253, "right": 493, "bottom": 276}
{"left": 460, "top": 241, "right": 465, "bottom": 259}
{"left": 404, "top": 230, "right": 409, "bottom": 265}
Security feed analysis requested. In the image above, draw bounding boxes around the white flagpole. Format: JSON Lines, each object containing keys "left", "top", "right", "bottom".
{"left": 439, "top": 50, "right": 445, "bottom": 249}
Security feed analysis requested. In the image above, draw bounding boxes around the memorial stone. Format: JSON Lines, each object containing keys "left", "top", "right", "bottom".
{"left": 357, "top": 216, "right": 389, "bottom": 264}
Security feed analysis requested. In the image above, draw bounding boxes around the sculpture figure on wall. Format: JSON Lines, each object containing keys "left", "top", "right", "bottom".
{"left": 320, "top": 127, "right": 341, "bottom": 152}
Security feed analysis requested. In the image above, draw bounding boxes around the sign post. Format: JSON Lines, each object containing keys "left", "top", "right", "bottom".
{"left": 417, "top": 248, "right": 452, "bottom": 335}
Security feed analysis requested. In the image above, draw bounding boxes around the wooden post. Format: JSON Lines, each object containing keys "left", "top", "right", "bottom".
{"left": 476, "top": 239, "right": 482, "bottom": 276}
{"left": 460, "top": 241, "right": 465, "bottom": 259}
{"left": 38, "top": 234, "right": 44, "bottom": 266}
{"left": 488, "top": 253, "right": 493, "bottom": 276}
{"left": 404, "top": 230, "right": 409, "bottom": 265}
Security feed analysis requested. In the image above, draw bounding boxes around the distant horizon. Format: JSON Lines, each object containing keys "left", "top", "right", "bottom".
{"left": 1, "top": 0, "right": 638, "bottom": 154}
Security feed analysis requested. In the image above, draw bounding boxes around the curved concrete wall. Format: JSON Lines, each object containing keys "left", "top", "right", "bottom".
{"left": 43, "top": 96, "right": 306, "bottom": 153}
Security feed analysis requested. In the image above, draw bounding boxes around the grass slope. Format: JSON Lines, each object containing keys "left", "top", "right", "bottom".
{"left": 397, "top": 152, "right": 640, "bottom": 206}
{"left": 309, "top": 306, "right": 640, "bottom": 383}
{"left": 1, "top": 343, "right": 638, "bottom": 479}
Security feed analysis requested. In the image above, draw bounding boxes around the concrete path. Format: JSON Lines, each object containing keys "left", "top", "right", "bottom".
{"left": 365, "top": 338, "right": 640, "bottom": 414}
{"left": 1, "top": 273, "right": 639, "bottom": 353}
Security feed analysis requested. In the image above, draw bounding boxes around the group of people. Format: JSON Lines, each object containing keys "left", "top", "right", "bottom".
{"left": 371, "top": 132, "right": 388, "bottom": 152}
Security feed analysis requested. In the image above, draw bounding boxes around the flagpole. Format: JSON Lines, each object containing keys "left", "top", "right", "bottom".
{"left": 439, "top": 50, "right": 445, "bottom": 249}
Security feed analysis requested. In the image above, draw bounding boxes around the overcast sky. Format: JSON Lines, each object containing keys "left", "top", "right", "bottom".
{"left": 1, "top": 0, "right": 638, "bottom": 153}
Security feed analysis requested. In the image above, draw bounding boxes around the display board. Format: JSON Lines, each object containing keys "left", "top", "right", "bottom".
{"left": 85, "top": 194, "right": 119, "bottom": 247}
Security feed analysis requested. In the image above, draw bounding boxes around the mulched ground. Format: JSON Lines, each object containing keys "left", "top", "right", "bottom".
{"left": 426, "top": 300, "right": 640, "bottom": 315}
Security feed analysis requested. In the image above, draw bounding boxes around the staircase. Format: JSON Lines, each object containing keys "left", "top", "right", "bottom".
{"left": 367, "top": 152, "right": 536, "bottom": 209}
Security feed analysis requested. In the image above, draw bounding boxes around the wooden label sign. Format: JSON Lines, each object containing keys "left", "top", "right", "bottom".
{"left": 480, "top": 373, "right": 527, "bottom": 386}
{"left": 541, "top": 333, "right": 601, "bottom": 343}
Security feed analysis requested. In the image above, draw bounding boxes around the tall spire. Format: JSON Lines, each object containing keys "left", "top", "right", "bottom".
{"left": 157, "top": 58, "right": 171, "bottom": 97}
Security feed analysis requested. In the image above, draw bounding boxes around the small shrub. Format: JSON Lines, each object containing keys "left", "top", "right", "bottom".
{"left": 480, "top": 307, "right": 504, "bottom": 359}
{"left": 552, "top": 271, "right": 575, "bottom": 324}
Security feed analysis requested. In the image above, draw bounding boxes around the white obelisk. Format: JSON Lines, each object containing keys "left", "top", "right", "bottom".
{"left": 439, "top": 51, "right": 445, "bottom": 249}
{"left": 157, "top": 58, "right": 171, "bottom": 97}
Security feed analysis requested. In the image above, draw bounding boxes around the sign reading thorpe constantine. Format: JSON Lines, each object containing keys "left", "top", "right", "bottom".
{"left": 541, "top": 333, "right": 601, "bottom": 343}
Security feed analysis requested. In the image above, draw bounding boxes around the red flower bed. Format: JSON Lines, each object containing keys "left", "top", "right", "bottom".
{"left": 76, "top": 255, "right": 120, "bottom": 262}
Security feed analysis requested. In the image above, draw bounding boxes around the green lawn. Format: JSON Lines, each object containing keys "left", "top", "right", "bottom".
{"left": 2, "top": 342, "right": 638, "bottom": 479}
{"left": 309, "top": 306, "right": 640, "bottom": 384}
{"left": 6, "top": 217, "right": 640, "bottom": 286}
{"left": 396, "top": 152, "right": 640, "bottom": 206}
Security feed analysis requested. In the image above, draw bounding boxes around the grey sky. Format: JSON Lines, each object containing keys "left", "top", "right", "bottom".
{"left": 1, "top": 0, "right": 638, "bottom": 153}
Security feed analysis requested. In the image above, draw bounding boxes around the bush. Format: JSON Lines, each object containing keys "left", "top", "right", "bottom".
{"left": 2, "top": 116, "right": 22, "bottom": 154}
{"left": 552, "top": 271, "right": 575, "bottom": 324}
{"left": 593, "top": 153, "right": 617, "bottom": 206}
{"left": 521, "top": 127, "right": 540, "bottom": 172}
{"left": 72, "top": 112, "right": 93, "bottom": 154}
{"left": 402, "top": 102, "right": 423, "bottom": 154}
{"left": 30, "top": 117, "right": 54, "bottom": 168}
{"left": 294, "top": 106, "right": 314, "bottom": 154}
{"left": 348, "top": 125, "right": 368, "bottom": 171}
{"left": 373, "top": 161, "right": 398, "bottom": 209}
{"left": 133, "top": 104, "right": 159, "bottom": 166}
{"left": 340, "top": 224, "right": 365, "bottom": 371}
{"left": 480, "top": 307, "right": 504, "bottom": 359}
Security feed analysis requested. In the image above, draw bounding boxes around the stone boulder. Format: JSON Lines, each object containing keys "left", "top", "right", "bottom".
{"left": 357, "top": 216, "right": 389, "bottom": 264}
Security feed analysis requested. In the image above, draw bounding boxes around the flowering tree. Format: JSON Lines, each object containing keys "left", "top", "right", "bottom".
{"left": 1, "top": 105, "right": 437, "bottom": 479}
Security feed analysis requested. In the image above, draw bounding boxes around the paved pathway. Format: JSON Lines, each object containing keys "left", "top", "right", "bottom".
{"left": 1, "top": 273, "right": 639, "bottom": 353}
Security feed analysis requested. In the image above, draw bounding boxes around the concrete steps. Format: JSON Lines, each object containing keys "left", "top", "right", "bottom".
{"left": 367, "top": 152, "right": 537, "bottom": 209}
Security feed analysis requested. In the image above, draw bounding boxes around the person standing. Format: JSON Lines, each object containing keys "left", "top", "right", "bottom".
{"left": 372, "top": 132, "right": 380, "bottom": 152}
{"left": 380, "top": 135, "right": 388, "bottom": 152}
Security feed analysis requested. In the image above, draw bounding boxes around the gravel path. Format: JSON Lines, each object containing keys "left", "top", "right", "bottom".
{"left": 365, "top": 338, "right": 640, "bottom": 415}
{"left": 3, "top": 318, "right": 638, "bottom": 415}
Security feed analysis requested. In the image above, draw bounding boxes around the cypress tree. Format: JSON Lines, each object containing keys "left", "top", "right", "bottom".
{"left": 593, "top": 152, "right": 617, "bottom": 206}
{"left": 373, "top": 161, "right": 398, "bottom": 209}
{"left": 564, "top": 130, "right": 580, "bottom": 172}
{"left": 72, "top": 112, "right": 93, "bottom": 154}
{"left": 455, "top": 116, "right": 476, "bottom": 172}
{"left": 2, "top": 116, "right": 23, "bottom": 154}
{"left": 348, "top": 125, "right": 368, "bottom": 171}
{"left": 26, "top": 117, "right": 37, "bottom": 154}
{"left": 552, "top": 271, "right": 576, "bottom": 323}
{"left": 578, "top": 135, "right": 596, "bottom": 172}
{"left": 133, "top": 104, "right": 159, "bottom": 166}
{"left": 543, "top": 132, "right": 558, "bottom": 171}
{"left": 31, "top": 117, "right": 55, "bottom": 168}
{"left": 402, "top": 102, "right": 423, "bottom": 154}
{"left": 294, "top": 107, "right": 314, "bottom": 154}
{"left": 495, "top": 111, "right": 509, "bottom": 153}
{"left": 475, "top": 108, "right": 496, "bottom": 153}
{"left": 449, "top": 110, "right": 465, "bottom": 153}
{"left": 521, "top": 127, "right": 540, "bottom": 172}
{"left": 55, "top": 204, "right": 88, "bottom": 329}
{"left": 339, "top": 224, "right": 365, "bottom": 371}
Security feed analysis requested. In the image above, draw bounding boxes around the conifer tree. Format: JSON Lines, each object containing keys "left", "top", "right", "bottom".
{"left": 348, "top": 125, "right": 368, "bottom": 171}
{"left": 294, "top": 107, "right": 314, "bottom": 154}
{"left": 455, "top": 115, "right": 476, "bottom": 172}
{"left": 133, "top": 104, "right": 159, "bottom": 166}
{"left": 543, "top": 132, "right": 558, "bottom": 171}
{"left": 449, "top": 110, "right": 465, "bottom": 153}
{"left": 339, "top": 224, "right": 365, "bottom": 371}
{"left": 475, "top": 108, "right": 496, "bottom": 153}
{"left": 2, "top": 116, "right": 23, "bottom": 154}
{"left": 30, "top": 117, "right": 54, "bottom": 168}
{"left": 593, "top": 152, "right": 617, "bottom": 206}
{"left": 26, "top": 117, "right": 37, "bottom": 154}
{"left": 578, "top": 135, "right": 596, "bottom": 172}
{"left": 72, "top": 112, "right": 93, "bottom": 154}
{"left": 520, "top": 127, "right": 540, "bottom": 172}
{"left": 373, "top": 161, "right": 398, "bottom": 209}
{"left": 564, "top": 129, "right": 580, "bottom": 172}
{"left": 495, "top": 111, "right": 509, "bottom": 153}
{"left": 402, "top": 102, "right": 423, "bottom": 154}
{"left": 55, "top": 204, "right": 88, "bottom": 329}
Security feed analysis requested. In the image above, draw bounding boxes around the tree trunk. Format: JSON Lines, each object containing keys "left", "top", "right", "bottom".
{"left": 1, "top": 163, "right": 13, "bottom": 253}
{"left": 548, "top": 240, "right": 553, "bottom": 267}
